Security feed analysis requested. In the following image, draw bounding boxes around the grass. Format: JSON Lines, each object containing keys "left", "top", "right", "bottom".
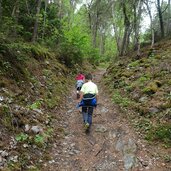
{"left": 112, "top": 90, "right": 135, "bottom": 107}
{"left": 145, "top": 124, "right": 171, "bottom": 147}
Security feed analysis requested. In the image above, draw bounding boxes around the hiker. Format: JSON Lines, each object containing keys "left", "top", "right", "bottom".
{"left": 75, "top": 72, "right": 85, "bottom": 99}
{"left": 77, "top": 73, "right": 98, "bottom": 132}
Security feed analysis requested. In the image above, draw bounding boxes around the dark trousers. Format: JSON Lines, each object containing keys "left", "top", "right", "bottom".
{"left": 82, "top": 106, "right": 94, "bottom": 125}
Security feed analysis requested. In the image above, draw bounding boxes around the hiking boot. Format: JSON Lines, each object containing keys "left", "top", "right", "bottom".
{"left": 84, "top": 123, "right": 90, "bottom": 130}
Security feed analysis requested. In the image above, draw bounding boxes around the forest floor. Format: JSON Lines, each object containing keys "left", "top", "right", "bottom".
{"left": 43, "top": 69, "right": 168, "bottom": 171}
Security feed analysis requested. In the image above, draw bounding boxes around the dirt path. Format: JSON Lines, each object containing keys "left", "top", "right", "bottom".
{"left": 43, "top": 69, "right": 166, "bottom": 171}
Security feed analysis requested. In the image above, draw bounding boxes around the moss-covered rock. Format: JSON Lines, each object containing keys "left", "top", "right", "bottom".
{"left": 143, "top": 81, "right": 160, "bottom": 95}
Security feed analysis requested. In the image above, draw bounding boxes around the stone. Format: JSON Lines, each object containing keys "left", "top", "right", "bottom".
{"left": 1, "top": 151, "right": 8, "bottom": 157}
{"left": 31, "top": 126, "right": 43, "bottom": 134}
{"left": 9, "top": 156, "right": 18, "bottom": 163}
{"left": 25, "top": 124, "right": 30, "bottom": 132}
{"left": 148, "top": 107, "right": 159, "bottom": 114}
{"left": 67, "top": 109, "right": 73, "bottom": 113}
{"left": 100, "top": 107, "right": 108, "bottom": 113}
{"left": 115, "top": 138, "right": 124, "bottom": 152}
{"left": 33, "top": 109, "right": 43, "bottom": 114}
{"left": 23, "top": 144, "right": 29, "bottom": 148}
{"left": 139, "top": 96, "right": 148, "bottom": 102}
{"left": 0, "top": 96, "right": 4, "bottom": 102}
{"left": 95, "top": 125, "right": 107, "bottom": 133}
{"left": 123, "top": 154, "right": 136, "bottom": 170}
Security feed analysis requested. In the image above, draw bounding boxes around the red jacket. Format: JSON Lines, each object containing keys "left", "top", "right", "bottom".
{"left": 76, "top": 74, "right": 85, "bottom": 81}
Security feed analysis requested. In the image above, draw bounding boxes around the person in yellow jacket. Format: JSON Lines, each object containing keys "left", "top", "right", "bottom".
{"left": 78, "top": 73, "right": 98, "bottom": 132}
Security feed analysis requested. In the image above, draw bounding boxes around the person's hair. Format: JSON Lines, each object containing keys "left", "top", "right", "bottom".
{"left": 85, "top": 73, "right": 92, "bottom": 80}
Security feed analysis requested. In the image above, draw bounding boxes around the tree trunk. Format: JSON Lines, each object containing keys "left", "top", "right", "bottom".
{"left": 157, "top": 0, "right": 164, "bottom": 38}
{"left": 42, "top": 0, "right": 48, "bottom": 39}
{"left": 120, "top": 2, "right": 130, "bottom": 56}
{"left": 99, "top": 28, "right": 105, "bottom": 55}
{"left": 145, "top": 0, "right": 155, "bottom": 47}
{"left": 111, "top": 1, "right": 121, "bottom": 55}
{"left": 11, "top": 0, "right": 19, "bottom": 37}
{"left": 0, "top": 0, "right": 2, "bottom": 26}
{"left": 112, "top": 24, "right": 121, "bottom": 55}
{"left": 92, "top": 18, "right": 98, "bottom": 48}
{"left": 25, "top": 0, "right": 30, "bottom": 14}
{"left": 92, "top": 8, "right": 99, "bottom": 48}
{"left": 57, "top": 0, "right": 62, "bottom": 20}
{"left": 32, "top": 0, "right": 42, "bottom": 42}
{"left": 167, "top": 0, "right": 171, "bottom": 35}
{"left": 133, "top": 0, "right": 142, "bottom": 57}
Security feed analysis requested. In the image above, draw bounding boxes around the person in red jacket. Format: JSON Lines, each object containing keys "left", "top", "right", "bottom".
{"left": 75, "top": 72, "right": 85, "bottom": 81}
{"left": 75, "top": 72, "right": 85, "bottom": 99}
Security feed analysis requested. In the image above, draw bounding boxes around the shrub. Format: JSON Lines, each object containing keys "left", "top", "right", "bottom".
{"left": 146, "top": 124, "right": 171, "bottom": 147}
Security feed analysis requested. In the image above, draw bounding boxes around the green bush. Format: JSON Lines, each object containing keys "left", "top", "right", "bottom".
{"left": 86, "top": 47, "right": 100, "bottom": 65}
{"left": 146, "top": 124, "right": 171, "bottom": 147}
{"left": 59, "top": 41, "right": 83, "bottom": 67}
{"left": 112, "top": 90, "right": 134, "bottom": 107}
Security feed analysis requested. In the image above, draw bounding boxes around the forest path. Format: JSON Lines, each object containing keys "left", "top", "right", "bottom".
{"left": 43, "top": 69, "right": 165, "bottom": 171}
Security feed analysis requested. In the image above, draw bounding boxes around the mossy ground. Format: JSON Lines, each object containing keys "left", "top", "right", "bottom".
{"left": 0, "top": 40, "right": 74, "bottom": 170}
{"left": 104, "top": 39, "right": 171, "bottom": 152}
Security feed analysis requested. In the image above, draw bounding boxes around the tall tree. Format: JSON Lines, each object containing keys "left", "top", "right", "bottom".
{"left": 11, "top": 0, "right": 20, "bottom": 37}
{"left": 144, "top": 0, "right": 155, "bottom": 47}
{"left": 157, "top": 0, "right": 165, "bottom": 38}
{"left": 133, "top": 0, "right": 143, "bottom": 57}
{"left": 120, "top": 1, "right": 131, "bottom": 56}
{"left": 0, "top": 0, "right": 2, "bottom": 24}
{"left": 166, "top": 0, "right": 171, "bottom": 35}
{"left": 32, "top": 0, "right": 42, "bottom": 42}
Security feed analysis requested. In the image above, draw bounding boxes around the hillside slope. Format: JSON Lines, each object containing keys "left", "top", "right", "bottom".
{"left": 104, "top": 39, "right": 171, "bottom": 164}
{"left": 0, "top": 40, "right": 71, "bottom": 170}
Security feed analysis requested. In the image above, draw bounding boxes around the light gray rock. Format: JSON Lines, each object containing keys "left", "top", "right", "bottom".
{"left": 148, "top": 107, "right": 159, "bottom": 114}
{"left": 33, "top": 109, "right": 43, "bottom": 114}
{"left": 100, "top": 107, "right": 109, "bottom": 113}
{"left": 139, "top": 96, "right": 148, "bottom": 103}
{"left": 25, "top": 124, "right": 30, "bottom": 132}
{"left": 123, "top": 139, "right": 137, "bottom": 171}
{"left": 0, "top": 96, "right": 4, "bottom": 102}
{"left": 67, "top": 109, "right": 73, "bottom": 113}
{"left": 95, "top": 125, "right": 107, "bottom": 133}
{"left": 9, "top": 156, "right": 18, "bottom": 163}
{"left": 124, "top": 154, "right": 136, "bottom": 171}
{"left": 31, "top": 126, "right": 43, "bottom": 134}
{"left": 1, "top": 151, "right": 8, "bottom": 157}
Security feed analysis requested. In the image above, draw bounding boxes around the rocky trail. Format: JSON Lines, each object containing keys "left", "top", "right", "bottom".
{"left": 43, "top": 69, "right": 166, "bottom": 171}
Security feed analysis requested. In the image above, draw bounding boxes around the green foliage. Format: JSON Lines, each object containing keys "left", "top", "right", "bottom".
{"left": 138, "top": 75, "right": 150, "bottom": 83}
{"left": 34, "top": 135, "right": 44, "bottom": 144}
{"left": 15, "top": 133, "right": 28, "bottom": 142}
{"left": 125, "top": 85, "right": 134, "bottom": 92}
{"left": 86, "top": 47, "right": 100, "bottom": 65}
{"left": 163, "top": 155, "right": 171, "bottom": 163}
{"left": 59, "top": 26, "right": 87, "bottom": 67}
{"left": 128, "top": 60, "right": 140, "bottom": 67}
{"left": 0, "top": 105, "right": 13, "bottom": 129}
{"left": 133, "top": 118, "right": 152, "bottom": 133}
{"left": 28, "top": 100, "right": 43, "bottom": 110}
{"left": 112, "top": 90, "right": 134, "bottom": 107}
{"left": 30, "top": 44, "right": 51, "bottom": 60}
{"left": 146, "top": 124, "right": 171, "bottom": 147}
{"left": 59, "top": 25, "right": 100, "bottom": 66}
{"left": 143, "top": 82, "right": 159, "bottom": 95}
{"left": 1, "top": 16, "right": 24, "bottom": 38}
